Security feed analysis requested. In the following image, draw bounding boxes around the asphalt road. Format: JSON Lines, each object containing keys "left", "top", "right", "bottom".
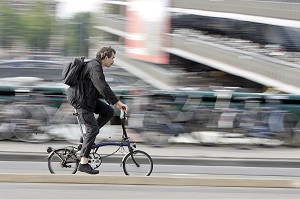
{"left": 1, "top": 160, "right": 300, "bottom": 178}
{"left": 1, "top": 140, "right": 300, "bottom": 168}
{"left": 0, "top": 160, "right": 300, "bottom": 180}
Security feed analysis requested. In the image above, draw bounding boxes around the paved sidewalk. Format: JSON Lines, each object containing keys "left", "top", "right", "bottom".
{"left": 1, "top": 173, "right": 300, "bottom": 188}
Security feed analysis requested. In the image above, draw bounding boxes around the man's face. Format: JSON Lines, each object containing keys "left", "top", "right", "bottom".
{"left": 104, "top": 52, "right": 115, "bottom": 67}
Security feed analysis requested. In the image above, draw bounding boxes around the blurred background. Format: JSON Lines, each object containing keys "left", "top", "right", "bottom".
{"left": 1, "top": 0, "right": 300, "bottom": 148}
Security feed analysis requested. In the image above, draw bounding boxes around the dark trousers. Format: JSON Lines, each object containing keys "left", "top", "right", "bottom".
{"left": 77, "top": 100, "right": 115, "bottom": 158}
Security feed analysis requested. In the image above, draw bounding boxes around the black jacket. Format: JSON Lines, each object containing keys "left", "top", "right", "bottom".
{"left": 66, "top": 58, "right": 119, "bottom": 112}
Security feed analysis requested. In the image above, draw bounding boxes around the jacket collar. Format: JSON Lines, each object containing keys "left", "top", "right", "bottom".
{"left": 93, "top": 58, "right": 102, "bottom": 66}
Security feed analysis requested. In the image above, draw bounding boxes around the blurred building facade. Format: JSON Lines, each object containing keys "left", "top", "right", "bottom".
{"left": 93, "top": 0, "right": 300, "bottom": 94}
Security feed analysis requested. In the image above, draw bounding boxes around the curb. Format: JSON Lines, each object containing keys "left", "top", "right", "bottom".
{"left": 0, "top": 173, "right": 300, "bottom": 188}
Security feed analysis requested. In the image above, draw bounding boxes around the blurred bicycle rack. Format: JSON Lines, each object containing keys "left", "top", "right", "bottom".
{"left": 128, "top": 88, "right": 300, "bottom": 148}
{"left": 1, "top": 86, "right": 300, "bottom": 148}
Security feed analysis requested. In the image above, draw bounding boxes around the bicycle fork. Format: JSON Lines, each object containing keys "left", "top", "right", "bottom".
{"left": 121, "top": 147, "right": 140, "bottom": 168}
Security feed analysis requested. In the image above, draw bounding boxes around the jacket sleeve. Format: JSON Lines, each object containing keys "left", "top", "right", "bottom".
{"left": 89, "top": 65, "right": 119, "bottom": 105}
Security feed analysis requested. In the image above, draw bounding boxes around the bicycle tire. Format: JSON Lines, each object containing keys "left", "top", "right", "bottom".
{"left": 13, "top": 105, "right": 54, "bottom": 143}
{"left": 47, "top": 148, "right": 79, "bottom": 174}
{"left": 122, "top": 150, "right": 153, "bottom": 176}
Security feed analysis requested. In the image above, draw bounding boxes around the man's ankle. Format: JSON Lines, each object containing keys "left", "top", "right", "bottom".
{"left": 80, "top": 157, "right": 89, "bottom": 164}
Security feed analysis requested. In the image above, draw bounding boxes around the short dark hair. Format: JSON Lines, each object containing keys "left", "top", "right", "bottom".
{"left": 96, "top": 46, "right": 116, "bottom": 60}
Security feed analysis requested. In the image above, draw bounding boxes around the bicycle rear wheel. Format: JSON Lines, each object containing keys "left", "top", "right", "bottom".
{"left": 122, "top": 150, "right": 153, "bottom": 176}
{"left": 47, "top": 148, "right": 79, "bottom": 174}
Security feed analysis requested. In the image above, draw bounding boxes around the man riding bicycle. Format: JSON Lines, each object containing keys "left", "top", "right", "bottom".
{"left": 66, "top": 46, "right": 128, "bottom": 174}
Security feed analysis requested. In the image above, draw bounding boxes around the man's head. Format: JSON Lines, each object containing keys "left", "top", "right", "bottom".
{"left": 96, "top": 46, "right": 116, "bottom": 67}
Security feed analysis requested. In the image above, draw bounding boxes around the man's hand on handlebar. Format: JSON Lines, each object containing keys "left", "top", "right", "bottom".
{"left": 115, "top": 101, "right": 129, "bottom": 112}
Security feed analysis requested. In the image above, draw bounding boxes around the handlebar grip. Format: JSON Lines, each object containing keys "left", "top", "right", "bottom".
{"left": 120, "top": 108, "right": 126, "bottom": 119}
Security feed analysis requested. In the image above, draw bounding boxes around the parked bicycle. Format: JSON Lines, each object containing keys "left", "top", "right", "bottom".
{"left": 46, "top": 109, "right": 154, "bottom": 176}
{"left": 129, "top": 90, "right": 300, "bottom": 148}
{"left": 194, "top": 95, "right": 299, "bottom": 148}
{"left": 0, "top": 87, "right": 65, "bottom": 143}
{"left": 0, "top": 98, "right": 55, "bottom": 143}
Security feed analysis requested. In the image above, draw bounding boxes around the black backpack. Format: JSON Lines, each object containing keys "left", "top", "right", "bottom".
{"left": 62, "top": 57, "right": 87, "bottom": 86}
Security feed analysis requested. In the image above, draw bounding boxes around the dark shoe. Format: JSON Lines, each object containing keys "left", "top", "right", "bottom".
{"left": 78, "top": 163, "right": 99, "bottom": 174}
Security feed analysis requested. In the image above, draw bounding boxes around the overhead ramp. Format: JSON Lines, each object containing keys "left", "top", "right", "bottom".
{"left": 115, "top": 52, "right": 181, "bottom": 90}
{"left": 163, "top": 34, "right": 300, "bottom": 94}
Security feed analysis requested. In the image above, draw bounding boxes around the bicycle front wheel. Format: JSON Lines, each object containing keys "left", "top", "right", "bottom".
{"left": 47, "top": 148, "right": 79, "bottom": 174}
{"left": 122, "top": 150, "right": 153, "bottom": 176}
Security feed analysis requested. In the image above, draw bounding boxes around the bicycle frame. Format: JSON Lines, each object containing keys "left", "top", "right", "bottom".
{"left": 91, "top": 110, "right": 137, "bottom": 157}
{"left": 92, "top": 141, "right": 130, "bottom": 148}
{"left": 74, "top": 108, "right": 136, "bottom": 152}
